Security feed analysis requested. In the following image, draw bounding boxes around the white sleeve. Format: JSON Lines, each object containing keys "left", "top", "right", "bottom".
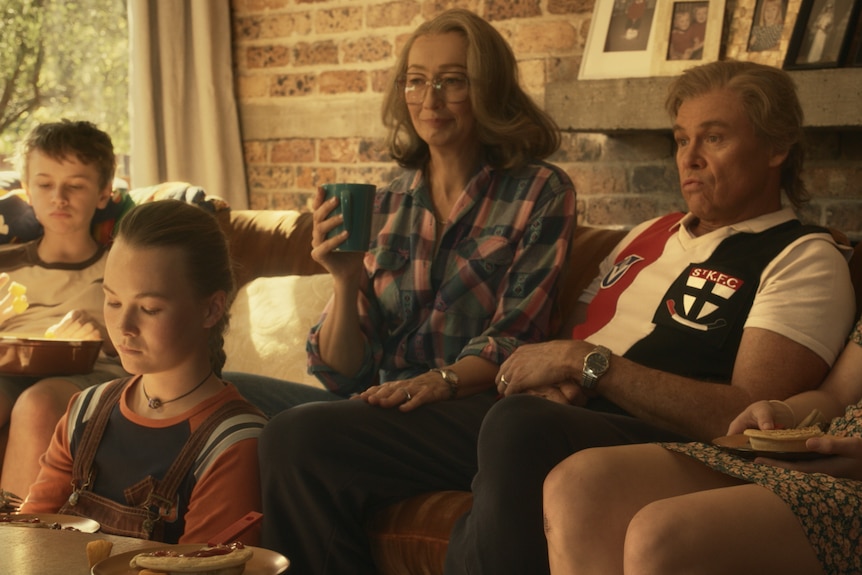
{"left": 745, "top": 234, "right": 855, "bottom": 365}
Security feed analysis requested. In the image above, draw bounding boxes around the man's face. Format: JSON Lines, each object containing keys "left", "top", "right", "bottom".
{"left": 672, "top": 88, "right": 787, "bottom": 233}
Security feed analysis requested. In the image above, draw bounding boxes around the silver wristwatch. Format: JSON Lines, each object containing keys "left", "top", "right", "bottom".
{"left": 581, "top": 345, "right": 611, "bottom": 390}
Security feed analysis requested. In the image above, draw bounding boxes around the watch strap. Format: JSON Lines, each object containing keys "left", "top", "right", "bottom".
{"left": 430, "top": 368, "right": 459, "bottom": 400}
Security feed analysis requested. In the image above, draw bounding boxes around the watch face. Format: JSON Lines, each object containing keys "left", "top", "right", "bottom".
{"left": 442, "top": 369, "right": 460, "bottom": 384}
{"left": 588, "top": 353, "right": 609, "bottom": 374}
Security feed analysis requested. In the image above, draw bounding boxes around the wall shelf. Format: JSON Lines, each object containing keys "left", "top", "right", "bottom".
{"left": 545, "top": 68, "right": 862, "bottom": 132}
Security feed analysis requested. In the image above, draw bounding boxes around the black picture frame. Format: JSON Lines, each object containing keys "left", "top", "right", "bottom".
{"left": 783, "top": 0, "right": 861, "bottom": 69}
{"left": 845, "top": 2, "right": 862, "bottom": 65}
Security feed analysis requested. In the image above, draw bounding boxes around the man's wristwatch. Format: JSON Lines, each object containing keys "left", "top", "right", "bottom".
{"left": 581, "top": 345, "right": 611, "bottom": 390}
{"left": 430, "top": 368, "right": 459, "bottom": 399}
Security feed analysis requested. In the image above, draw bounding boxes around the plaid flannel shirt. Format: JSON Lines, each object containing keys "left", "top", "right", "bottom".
{"left": 308, "top": 159, "right": 576, "bottom": 396}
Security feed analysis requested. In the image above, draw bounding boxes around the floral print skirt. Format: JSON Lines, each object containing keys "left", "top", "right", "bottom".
{"left": 662, "top": 402, "right": 862, "bottom": 575}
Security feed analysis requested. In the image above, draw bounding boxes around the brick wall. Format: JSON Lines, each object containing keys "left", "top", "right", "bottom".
{"left": 231, "top": 0, "right": 862, "bottom": 240}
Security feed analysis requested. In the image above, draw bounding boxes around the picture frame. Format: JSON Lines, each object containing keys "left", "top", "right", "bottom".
{"left": 579, "top": 0, "right": 661, "bottom": 79}
{"left": 844, "top": 1, "right": 862, "bottom": 64}
{"left": 725, "top": 0, "right": 804, "bottom": 67}
{"left": 783, "top": 0, "right": 861, "bottom": 69}
{"left": 651, "top": 0, "right": 727, "bottom": 76}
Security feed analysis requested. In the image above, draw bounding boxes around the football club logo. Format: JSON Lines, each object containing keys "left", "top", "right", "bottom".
{"left": 665, "top": 267, "right": 743, "bottom": 331}
{"left": 601, "top": 254, "right": 644, "bottom": 289}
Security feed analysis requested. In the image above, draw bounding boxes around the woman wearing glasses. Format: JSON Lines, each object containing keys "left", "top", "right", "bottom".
{"left": 258, "top": 8, "right": 576, "bottom": 574}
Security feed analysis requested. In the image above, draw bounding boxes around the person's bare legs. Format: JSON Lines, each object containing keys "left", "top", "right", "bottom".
{"left": 625, "top": 483, "right": 824, "bottom": 575}
{"left": 0, "top": 378, "right": 79, "bottom": 497}
{"left": 543, "top": 444, "right": 746, "bottom": 575}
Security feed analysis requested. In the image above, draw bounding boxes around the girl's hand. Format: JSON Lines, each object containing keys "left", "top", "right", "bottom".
{"left": 755, "top": 436, "right": 862, "bottom": 481}
{"left": 310, "top": 187, "right": 366, "bottom": 281}
{"left": 726, "top": 400, "right": 795, "bottom": 435}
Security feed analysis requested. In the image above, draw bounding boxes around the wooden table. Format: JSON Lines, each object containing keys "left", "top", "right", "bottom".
{"left": 0, "top": 526, "right": 159, "bottom": 574}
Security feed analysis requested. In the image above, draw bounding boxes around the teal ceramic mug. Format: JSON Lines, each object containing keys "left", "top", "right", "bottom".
{"left": 322, "top": 183, "right": 376, "bottom": 252}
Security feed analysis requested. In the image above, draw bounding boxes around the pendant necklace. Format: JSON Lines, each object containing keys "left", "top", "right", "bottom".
{"left": 143, "top": 370, "right": 213, "bottom": 410}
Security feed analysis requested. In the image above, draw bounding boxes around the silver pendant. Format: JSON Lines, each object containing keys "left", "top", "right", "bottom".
{"left": 148, "top": 398, "right": 162, "bottom": 409}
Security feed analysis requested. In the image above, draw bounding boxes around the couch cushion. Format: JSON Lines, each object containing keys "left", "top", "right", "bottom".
{"left": 223, "top": 274, "right": 332, "bottom": 388}
{"left": 368, "top": 491, "right": 474, "bottom": 575}
{"left": 224, "top": 210, "right": 325, "bottom": 287}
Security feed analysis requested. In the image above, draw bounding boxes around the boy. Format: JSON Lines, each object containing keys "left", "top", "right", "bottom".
{"left": 0, "top": 120, "right": 127, "bottom": 498}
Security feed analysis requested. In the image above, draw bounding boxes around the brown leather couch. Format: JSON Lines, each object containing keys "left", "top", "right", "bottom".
{"left": 216, "top": 208, "right": 861, "bottom": 575}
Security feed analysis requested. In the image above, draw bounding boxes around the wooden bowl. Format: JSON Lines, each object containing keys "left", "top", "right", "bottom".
{"left": 0, "top": 336, "right": 102, "bottom": 376}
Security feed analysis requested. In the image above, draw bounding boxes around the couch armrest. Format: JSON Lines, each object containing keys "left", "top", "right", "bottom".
{"left": 368, "top": 491, "right": 473, "bottom": 575}
{"left": 220, "top": 210, "right": 324, "bottom": 288}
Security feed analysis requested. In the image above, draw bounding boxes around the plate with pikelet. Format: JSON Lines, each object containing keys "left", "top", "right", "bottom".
{"left": 713, "top": 426, "right": 830, "bottom": 461}
{"left": 92, "top": 543, "right": 289, "bottom": 575}
{"left": 0, "top": 512, "right": 100, "bottom": 532}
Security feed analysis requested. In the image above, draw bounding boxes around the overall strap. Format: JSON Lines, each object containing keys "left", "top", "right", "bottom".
{"left": 69, "top": 378, "right": 132, "bottom": 488}
{"left": 146, "top": 400, "right": 262, "bottom": 510}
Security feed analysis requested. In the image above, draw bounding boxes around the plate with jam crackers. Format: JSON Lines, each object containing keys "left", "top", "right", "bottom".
{"left": 92, "top": 542, "right": 289, "bottom": 575}
{"left": 713, "top": 425, "right": 831, "bottom": 461}
{"left": 0, "top": 512, "right": 100, "bottom": 532}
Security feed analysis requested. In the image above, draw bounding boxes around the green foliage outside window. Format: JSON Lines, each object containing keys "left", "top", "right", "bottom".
{"left": 0, "top": 0, "right": 129, "bottom": 162}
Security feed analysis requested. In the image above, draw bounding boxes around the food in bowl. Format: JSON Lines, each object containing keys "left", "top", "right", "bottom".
{"left": 743, "top": 425, "right": 825, "bottom": 452}
{"left": 7, "top": 281, "right": 28, "bottom": 313}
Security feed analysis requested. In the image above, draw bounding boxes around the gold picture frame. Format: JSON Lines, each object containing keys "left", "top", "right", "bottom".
{"left": 651, "top": 0, "right": 727, "bottom": 76}
{"left": 725, "top": 0, "right": 804, "bottom": 67}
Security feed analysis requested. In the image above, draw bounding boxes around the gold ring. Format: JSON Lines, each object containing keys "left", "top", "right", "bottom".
{"left": 404, "top": 390, "right": 412, "bottom": 401}
{"left": 500, "top": 374, "right": 509, "bottom": 387}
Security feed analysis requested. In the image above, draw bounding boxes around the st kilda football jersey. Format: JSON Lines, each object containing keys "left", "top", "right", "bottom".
{"left": 573, "top": 211, "right": 837, "bottom": 382}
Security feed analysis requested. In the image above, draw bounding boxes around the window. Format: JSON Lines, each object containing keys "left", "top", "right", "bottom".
{"left": 0, "top": 0, "right": 129, "bottom": 175}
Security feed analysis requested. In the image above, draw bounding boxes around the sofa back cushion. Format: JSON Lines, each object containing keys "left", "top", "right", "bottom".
{"left": 223, "top": 273, "right": 332, "bottom": 387}
{"left": 222, "top": 210, "right": 325, "bottom": 288}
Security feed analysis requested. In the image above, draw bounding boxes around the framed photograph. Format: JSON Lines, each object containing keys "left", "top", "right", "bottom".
{"left": 844, "top": 2, "right": 862, "bottom": 64}
{"left": 784, "top": 0, "right": 861, "bottom": 69}
{"left": 725, "top": 0, "right": 803, "bottom": 67}
{"left": 579, "top": 0, "right": 661, "bottom": 79}
{"left": 748, "top": 0, "right": 791, "bottom": 51}
{"left": 651, "top": 0, "right": 727, "bottom": 76}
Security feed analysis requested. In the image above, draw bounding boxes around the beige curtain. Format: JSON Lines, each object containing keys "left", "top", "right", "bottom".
{"left": 128, "top": 0, "right": 248, "bottom": 208}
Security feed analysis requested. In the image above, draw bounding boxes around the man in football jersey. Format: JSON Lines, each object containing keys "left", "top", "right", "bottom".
{"left": 444, "top": 59, "right": 856, "bottom": 575}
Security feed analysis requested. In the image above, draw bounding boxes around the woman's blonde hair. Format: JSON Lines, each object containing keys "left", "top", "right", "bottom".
{"left": 381, "top": 9, "right": 560, "bottom": 170}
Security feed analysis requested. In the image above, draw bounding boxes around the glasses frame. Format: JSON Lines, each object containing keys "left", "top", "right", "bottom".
{"left": 398, "top": 74, "right": 471, "bottom": 104}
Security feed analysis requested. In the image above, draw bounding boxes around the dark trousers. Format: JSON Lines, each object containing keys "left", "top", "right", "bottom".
{"left": 444, "top": 394, "right": 691, "bottom": 575}
{"left": 224, "top": 371, "right": 341, "bottom": 418}
{"left": 259, "top": 391, "right": 498, "bottom": 575}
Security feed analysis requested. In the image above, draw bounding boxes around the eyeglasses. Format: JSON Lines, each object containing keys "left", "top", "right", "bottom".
{"left": 398, "top": 74, "right": 470, "bottom": 104}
